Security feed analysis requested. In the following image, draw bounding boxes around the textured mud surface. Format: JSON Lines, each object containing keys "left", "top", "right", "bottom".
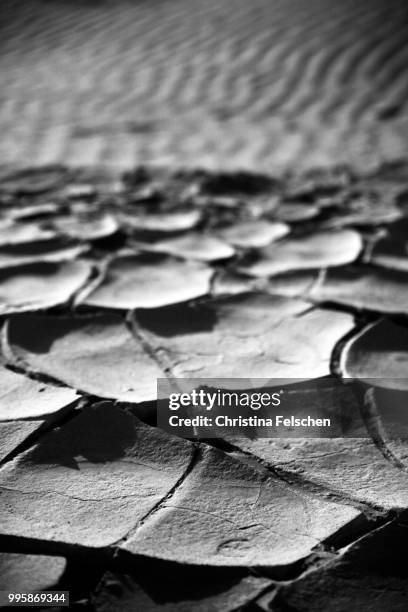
{"left": 1, "top": 1, "right": 408, "bottom": 607}
{"left": 0, "top": 164, "right": 408, "bottom": 610}
{"left": 1, "top": 0, "right": 408, "bottom": 173}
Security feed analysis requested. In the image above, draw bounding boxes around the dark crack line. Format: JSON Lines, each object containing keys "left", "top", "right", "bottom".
{"left": 70, "top": 259, "right": 108, "bottom": 309}
{"left": 126, "top": 309, "right": 175, "bottom": 378}
{"left": 330, "top": 320, "right": 369, "bottom": 377}
{"left": 212, "top": 439, "right": 391, "bottom": 518}
{"left": 231, "top": 582, "right": 278, "bottom": 612}
{"left": 251, "top": 516, "right": 399, "bottom": 611}
{"left": 0, "top": 397, "right": 87, "bottom": 468}
{"left": 360, "top": 386, "right": 408, "bottom": 472}
{"left": 126, "top": 309, "right": 208, "bottom": 436}
{"left": 112, "top": 442, "right": 201, "bottom": 548}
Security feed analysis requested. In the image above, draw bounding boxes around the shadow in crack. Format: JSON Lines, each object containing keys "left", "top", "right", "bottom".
{"left": 136, "top": 302, "right": 217, "bottom": 338}
{"left": 271, "top": 518, "right": 408, "bottom": 611}
{"left": 95, "top": 552, "right": 271, "bottom": 610}
{"left": 27, "top": 403, "right": 137, "bottom": 469}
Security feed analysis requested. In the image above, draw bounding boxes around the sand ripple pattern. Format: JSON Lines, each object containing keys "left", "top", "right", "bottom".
{"left": 0, "top": 0, "right": 408, "bottom": 172}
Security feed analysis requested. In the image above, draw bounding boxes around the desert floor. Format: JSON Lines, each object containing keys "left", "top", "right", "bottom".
{"left": 0, "top": 1, "right": 408, "bottom": 611}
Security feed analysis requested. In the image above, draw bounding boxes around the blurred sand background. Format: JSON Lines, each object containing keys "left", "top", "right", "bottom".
{"left": 0, "top": 0, "right": 407, "bottom": 174}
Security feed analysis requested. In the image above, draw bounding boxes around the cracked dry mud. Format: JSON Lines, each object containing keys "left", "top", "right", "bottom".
{"left": 0, "top": 164, "right": 408, "bottom": 611}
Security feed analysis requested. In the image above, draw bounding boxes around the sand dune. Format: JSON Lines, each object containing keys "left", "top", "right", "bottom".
{"left": 0, "top": 0, "right": 407, "bottom": 172}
